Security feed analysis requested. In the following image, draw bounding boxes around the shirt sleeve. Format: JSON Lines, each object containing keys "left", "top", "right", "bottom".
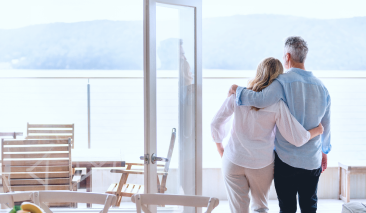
{"left": 236, "top": 80, "right": 285, "bottom": 108}
{"left": 275, "top": 101, "right": 311, "bottom": 147}
{"left": 211, "top": 95, "right": 235, "bottom": 143}
{"left": 321, "top": 94, "right": 332, "bottom": 154}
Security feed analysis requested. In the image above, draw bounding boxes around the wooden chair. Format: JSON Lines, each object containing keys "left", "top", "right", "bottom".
{"left": 106, "top": 128, "right": 176, "bottom": 206}
{"left": 38, "top": 191, "right": 116, "bottom": 213}
{"left": 339, "top": 162, "right": 366, "bottom": 203}
{"left": 26, "top": 123, "right": 75, "bottom": 149}
{"left": 0, "top": 191, "right": 117, "bottom": 213}
{"left": 0, "top": 191, "right": 34, "bottom": 209}
{"left": 0, "top": 132, "right": 23, "bottom": 187}
{"left": 1, "top": 138, "right": 83, "bottom": 206}
{"left": 131, "top": 194, "right": 219, "bottom": 213}
{"left": 0, "top": 132, "right": 23, "bottom": 139}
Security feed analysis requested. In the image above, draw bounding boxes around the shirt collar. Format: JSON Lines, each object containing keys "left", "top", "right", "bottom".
{"left": 286, "top": 67, "right": 314, "bottom": 77}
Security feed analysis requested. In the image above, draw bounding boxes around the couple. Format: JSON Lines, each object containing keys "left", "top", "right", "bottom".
{"left": 211, "top": 36, "right": 331, "bottom": 213}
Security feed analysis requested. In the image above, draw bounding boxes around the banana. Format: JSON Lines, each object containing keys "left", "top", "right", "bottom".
{"left": 17, "top": 210, "right": 31, "bottom": 213}
{"left": 20, "top": 202, "right": 44, "bottom": 213}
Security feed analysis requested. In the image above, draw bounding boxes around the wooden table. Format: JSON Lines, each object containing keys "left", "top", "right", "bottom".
{"left": 72, "top": 149, "right": 125, "bottom": 207}
{"left": 338, "top": 162, "right": 366, "bottom": 203}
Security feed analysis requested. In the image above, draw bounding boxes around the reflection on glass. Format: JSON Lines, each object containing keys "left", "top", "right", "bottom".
{"left": 0, "top": 0, "right": 143, "bottom": 210}
{"left": 156, "top": 3, "right": 195, "bottom": 213}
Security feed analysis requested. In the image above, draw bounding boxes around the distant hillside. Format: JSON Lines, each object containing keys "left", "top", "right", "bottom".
{"left": 203, "top": 15, "right": 366, "bottom": 70}
{"left": 0, "top": 20, "right": 143, "bottom": 70}
{"left": 0, "top": 15, "right": 365, "bottom": 70}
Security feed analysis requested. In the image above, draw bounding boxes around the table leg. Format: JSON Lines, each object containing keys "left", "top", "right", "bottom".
{"left": 86, "top": 167, "right": 92, "bottom": 208}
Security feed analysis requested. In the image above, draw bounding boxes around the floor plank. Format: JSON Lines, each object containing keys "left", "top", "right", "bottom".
{"left": 206, "top": 199, "right": 366, "bottom": 213}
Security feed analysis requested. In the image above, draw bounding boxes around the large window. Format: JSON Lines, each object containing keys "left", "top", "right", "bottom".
{"left": 0, "top": 0, "right": 365, "bottom": 207}
{"left": 0, "top": 0, "right": 144, "bottom": 209}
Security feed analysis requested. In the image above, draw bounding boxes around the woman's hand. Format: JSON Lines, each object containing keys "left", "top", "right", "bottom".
{"left": 308, "top": 123, "right": 324, "bottom": 140}
{"left": 317, "top": 123, "right": 324, "bottom": 135}
{"left": 216, "top": 143, "right": 224, "bottom": 158}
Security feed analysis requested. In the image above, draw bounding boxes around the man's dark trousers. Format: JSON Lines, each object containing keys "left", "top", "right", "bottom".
{"left": 274, "top": 151, "right": 322, "bottom": 213}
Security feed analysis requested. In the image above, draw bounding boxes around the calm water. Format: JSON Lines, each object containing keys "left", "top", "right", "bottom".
{"left": 0, "top": 70, "right": 365, "bottom": 168}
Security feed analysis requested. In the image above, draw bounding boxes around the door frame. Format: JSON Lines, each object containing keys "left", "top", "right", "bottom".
{"left": 143, "top": 0, "right": 202, "bottom": 212}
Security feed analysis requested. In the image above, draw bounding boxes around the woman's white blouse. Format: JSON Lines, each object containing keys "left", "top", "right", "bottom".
{"left": 211, "top": 95, "right": 311, "bottom": 169}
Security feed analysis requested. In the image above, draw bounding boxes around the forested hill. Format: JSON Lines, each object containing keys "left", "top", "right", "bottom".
{"left": 0, "top": 15, "right": 365, "bottom": 70}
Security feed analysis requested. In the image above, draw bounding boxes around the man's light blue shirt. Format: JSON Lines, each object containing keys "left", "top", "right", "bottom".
{"left": 236, "top": 68, "right": 331, "bottom": 170}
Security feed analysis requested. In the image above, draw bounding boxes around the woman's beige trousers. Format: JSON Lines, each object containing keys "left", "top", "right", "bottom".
{"left": 222, "top": 155, "right": 274, "bottom": 213}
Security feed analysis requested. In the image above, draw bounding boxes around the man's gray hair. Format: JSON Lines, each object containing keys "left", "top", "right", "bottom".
{"left": 284, "top": 36, "right": 308, "bottom": 63}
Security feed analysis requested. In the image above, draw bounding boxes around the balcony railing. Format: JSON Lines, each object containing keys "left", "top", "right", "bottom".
{"left": 0, "top": 69, "right": 365, "bottom": 201}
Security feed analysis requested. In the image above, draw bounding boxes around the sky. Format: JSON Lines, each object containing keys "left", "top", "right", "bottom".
{"left": 0, "top": 0, "right": 366, "bottom": 29}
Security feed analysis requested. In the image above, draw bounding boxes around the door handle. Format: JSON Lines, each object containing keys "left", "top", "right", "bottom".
{"left": 140, "top": 154, "right": 149, "bottom": 164}
{"left": 151, "top": 153, "right": 169, "bottom": 164}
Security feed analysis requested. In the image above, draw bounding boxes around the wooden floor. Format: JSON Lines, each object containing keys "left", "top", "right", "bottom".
{"left": 2, "top": 199, "right": 361, "bottom": 212}
{"left": 99, "top": 199, "right": 366, "bottom": 212}
{"left": 206, "top": 199, "right": 366, "bottom": 213}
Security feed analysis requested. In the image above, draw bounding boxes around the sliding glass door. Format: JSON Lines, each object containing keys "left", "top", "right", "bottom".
{"left": 143, "top": 0, "right": 202, "bottom": 212}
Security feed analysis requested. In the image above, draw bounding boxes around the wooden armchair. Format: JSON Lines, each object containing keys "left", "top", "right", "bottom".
{"left": 1, "top": 138, "right": 79, "bottom": 206}
{"left": 25, "top": 123, "right": 80, "bottom": 189}
{"left": 26, "top": 123, "right": 75, "bottom": 149}
{"left": 1, "top": 138, "right": 74, "bottom": 192}
{"left": 106, "top": 128, "right": 176, "bottom": 206}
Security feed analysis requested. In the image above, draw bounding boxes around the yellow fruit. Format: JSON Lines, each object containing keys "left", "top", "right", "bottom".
{"left": 20, "top": 203, "right": 44, "bottom": 213}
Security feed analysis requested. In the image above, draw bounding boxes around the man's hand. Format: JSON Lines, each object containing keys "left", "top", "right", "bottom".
{"left": 321, "top": 152, "right": 327, "bottom": 173}
{"left": 228, "top": 84, "right": 239, "bottom": 97}
{"left": 216, "top": 143, "right": 224, "bottom": 158}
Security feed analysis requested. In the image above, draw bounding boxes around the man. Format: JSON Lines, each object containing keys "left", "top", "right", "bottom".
{"left": 228, "top": 36, "right": 331, "bottom": 213}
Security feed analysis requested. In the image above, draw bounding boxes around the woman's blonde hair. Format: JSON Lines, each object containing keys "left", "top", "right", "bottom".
{"left": 247, "top": 57, "right": 284, "bottom": 111}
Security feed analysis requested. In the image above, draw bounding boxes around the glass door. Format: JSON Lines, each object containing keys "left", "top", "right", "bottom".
{"left": 143, "top": 0, "right": 202, "bottom": 212}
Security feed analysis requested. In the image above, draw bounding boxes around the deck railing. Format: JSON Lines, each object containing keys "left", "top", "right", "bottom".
{"left": 0, "top": 70, "right": 365, "bottom": 200}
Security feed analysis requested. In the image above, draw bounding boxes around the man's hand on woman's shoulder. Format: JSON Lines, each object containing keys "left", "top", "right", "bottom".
{"left": 228, "top": 84, "right": 239, "bottom": 97}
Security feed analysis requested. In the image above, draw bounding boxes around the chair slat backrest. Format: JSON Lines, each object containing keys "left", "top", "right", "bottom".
{"left": 1, "top": 139, "right": 72, "bottom": 193}
{"left": 26, "top": 123, "right": 75, "bottom": 149}
{"left": 164, "top": 128, "right": 176, "bottom": 173}
{"left": 131, "top": 194, "right": 219, "bottom": 213}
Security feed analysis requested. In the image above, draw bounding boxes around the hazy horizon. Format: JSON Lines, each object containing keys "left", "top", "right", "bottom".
{"left": 2, "top": 13, "right": 366, "bottom": 30}
{"left": 1, "top": 0, "right": 366, "bottom": 29}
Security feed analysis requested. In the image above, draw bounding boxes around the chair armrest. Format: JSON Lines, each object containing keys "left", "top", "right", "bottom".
{"left": 125, "top": 162, "right": 164, "bottom": 167}
{"left": 110, "top": 169, "right": 167, "bottom": 175}
{"left": 72, "top": 176, "right": 82, "bottom": 183}
{"left": 110, "top": 169, "right": 144, "bottom": 174}
{"left": 72, "top": 169, "right": 82, "bottom": 183}
{"left": 338, "top": 162, "right": 350, "bottom": 171}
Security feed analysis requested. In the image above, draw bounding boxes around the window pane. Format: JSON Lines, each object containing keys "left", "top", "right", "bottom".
{"left": 0, "top": 0, "right": 143, "bottom": 210}
{"left": 156, "top": 3, "right": 196, "bottom": 213}
{"left": 202, "top": 0, "right": 366, "bottom": 207}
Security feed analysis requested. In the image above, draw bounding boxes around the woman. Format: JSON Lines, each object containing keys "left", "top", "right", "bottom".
{"left": 211, "top": 57, "right": 324, "bottom": 213}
